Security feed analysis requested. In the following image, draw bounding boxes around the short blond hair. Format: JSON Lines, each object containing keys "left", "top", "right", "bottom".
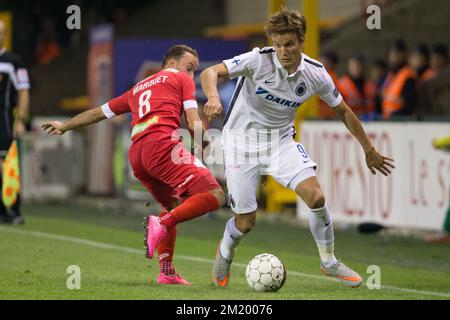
{"left": 265, "top": 9, "right": 307, "bottom": 43}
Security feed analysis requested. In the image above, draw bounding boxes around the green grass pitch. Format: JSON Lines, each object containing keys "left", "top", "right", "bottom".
{"left": 0, "top": 203, "right": 449, "bottom": 300}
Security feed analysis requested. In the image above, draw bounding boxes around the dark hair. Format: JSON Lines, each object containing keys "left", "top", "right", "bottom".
{"left": 350, "top": 51, "right": 365, "bottom": 63}
{"left": 390, "top": 39, "right": 407, "bottom": 52}
{"left": 432, "top": 43, "right": 448, "bottom": 58}
{"left": 372, "top": 58, "right": 387, "bottom": 70}
{"left": 321, "top": 49, "right": 338, "bottom": 65}
{"left": 265, "top": 9, "right": 307, "bottom": 42}
{"left": 413, "top": 43, "right": 429, "bottom": 59}
{"left": 162, "top": 44, "right": 198, "bottom": 68}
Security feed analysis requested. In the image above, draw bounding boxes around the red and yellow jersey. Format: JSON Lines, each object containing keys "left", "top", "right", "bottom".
{"left": 101, "top": 68, "right": 198, "bottom": 142}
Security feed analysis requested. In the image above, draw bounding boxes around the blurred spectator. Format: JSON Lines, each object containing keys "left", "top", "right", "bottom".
{"left": 430, "top": 43, "right": 449, "bottom": 75}
{"left": 424, "top": 133, "right": 450, "bottom": 244}
{"left": 318, "top": 50, "right": 340, "bottom": 119}
{"left": 319, "top": 50, "right": 339, "bottom": 84}
{"left": 382, "top": 39, "right": 416, "bottom": 119}
{"left": 338, "top": 52, "right": 376, "bottom": 120}
{"left": 369, "top": 59, "right": 388, "bottom": 117}
{"left": 416, "top": 44, "right": 450, "bottom": 117}
{"left": 409, "top": 43, "right": 435, "bottom": 86}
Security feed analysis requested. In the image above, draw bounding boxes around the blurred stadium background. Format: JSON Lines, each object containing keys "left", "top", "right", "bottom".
{"left": 1, "top": 0, "right": 450, "bottom": 300}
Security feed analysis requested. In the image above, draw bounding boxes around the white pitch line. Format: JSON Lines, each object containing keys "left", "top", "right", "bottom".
{"left": 1, "top": 226, "right": 449, "bottom": 299}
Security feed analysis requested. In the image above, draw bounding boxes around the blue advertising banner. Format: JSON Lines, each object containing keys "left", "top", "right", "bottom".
{"left": 114, "top": 38, "right": 248, "bottom": 107}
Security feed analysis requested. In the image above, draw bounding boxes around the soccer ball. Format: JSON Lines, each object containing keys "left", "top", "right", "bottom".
{"left": 245, "top": 253, "right": 287, "bottom": 292}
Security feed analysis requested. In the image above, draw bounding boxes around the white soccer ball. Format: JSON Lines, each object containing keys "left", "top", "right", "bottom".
{"left": 245, "top": 253, "right": 287, "bottom": 292}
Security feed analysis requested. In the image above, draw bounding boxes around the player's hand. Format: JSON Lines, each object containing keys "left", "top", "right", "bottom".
{"left": 13, "top": 120, "right": 26, "bottom": 138}
{"left": 203, "top": 96, "right": 223, "bottom": 122}
{"left": 41, "top": 121, "right": 66, "bottom": 135}
{"left": 365, "top": 147, "right": 395, "bottom": 176}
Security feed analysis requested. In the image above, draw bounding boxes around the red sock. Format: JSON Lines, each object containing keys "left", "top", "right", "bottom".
{"left": 159, "top": 259, "right": 176, "bottom": 276}
{"left": 158, "top": 192, "right": 219, "bottom": 230}
{"left": 157, "top": 211, "right": 177, "bottom": 264}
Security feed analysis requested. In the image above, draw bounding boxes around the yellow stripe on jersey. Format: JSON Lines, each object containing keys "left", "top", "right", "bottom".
{"left": 131, "top": 116, "right": 160, "bottom": 138}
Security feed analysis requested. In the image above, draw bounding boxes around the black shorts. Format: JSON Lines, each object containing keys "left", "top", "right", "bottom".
{"left": 0, "top": 111, "right": 13, "bottom": 157}
{"left": 0, "top": 137, "right": 12, "bottom": 158}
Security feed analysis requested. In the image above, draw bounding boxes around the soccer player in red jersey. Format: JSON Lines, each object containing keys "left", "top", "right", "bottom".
{"left": 42, "top": 45, "right": 226, "bottom": 285}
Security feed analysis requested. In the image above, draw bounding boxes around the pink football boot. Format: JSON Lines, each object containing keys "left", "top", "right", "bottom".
{"left": 157, "top": 273, "right": 192, "bottom": 286}
{"left": 144, "top": 215, "right": 167, "bottom": 259}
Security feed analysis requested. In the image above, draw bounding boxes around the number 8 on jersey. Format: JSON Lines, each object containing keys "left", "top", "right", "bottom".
{"left": 139, "top": 90, "right": 152, "bottom": 119}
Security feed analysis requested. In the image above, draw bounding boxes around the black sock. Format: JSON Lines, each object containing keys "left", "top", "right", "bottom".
{"left": 11, "top": 194, "right": 21, "bottom": 217}
{"left": 0, "top": 204, "right": 8, "bottom": 217}
{"left": 0, "top": 170, "right": 20, "bottom": 217}
{"left": 0, "top": 174, "right": 9, "bottom": 217}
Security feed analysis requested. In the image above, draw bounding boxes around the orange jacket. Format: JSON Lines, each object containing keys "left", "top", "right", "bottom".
{"left": 417, "top": 68, "right": 436, "bottom": 85}
{"left": 338, "top": 75, "right": 377, "bottom": 117}
{"left": 382, "top": 66, "right": 416, "bottom": 119}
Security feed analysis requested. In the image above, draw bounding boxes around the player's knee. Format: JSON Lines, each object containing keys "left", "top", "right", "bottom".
{"left": 237, "top": 222, "right": 255, "bottom": 234}
{"left": 209, "top": 188, "right": 226, "bottom": 207}
{"left": 308, "top": 189, "right": 326, "bottom": 209}
{"left": 235, "top": 213, "right": 256, "bottom": 234}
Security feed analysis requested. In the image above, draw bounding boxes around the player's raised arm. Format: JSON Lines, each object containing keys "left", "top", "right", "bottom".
{"left": 200, "top": 63, "right": 229, "bottom": 122}
{"left": 41, "top": 107, "right": 107, "bottom": 135}
{"left": 333, "top": 100, "right": 395, "bottom": 176}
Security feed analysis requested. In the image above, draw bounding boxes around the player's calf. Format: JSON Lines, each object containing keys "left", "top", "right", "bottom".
{"left": 235, "top": 212, "right": 256, "bottom": 234}
{"left": 209, "top": 188, "right": 227, "bottom": 207}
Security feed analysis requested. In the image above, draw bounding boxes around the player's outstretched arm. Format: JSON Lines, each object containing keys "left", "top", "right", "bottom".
{"left": 200, "top": 63, "right": 229, "bottom": 122}
{"left": 41, "top": 107, "right": 107, "bottom": 135}
{"left": 333, "top": 101, "right": 395, "bottom": 176}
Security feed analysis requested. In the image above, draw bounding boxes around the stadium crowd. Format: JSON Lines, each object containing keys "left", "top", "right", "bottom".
{"left": 317, "top": 39, "right": 450, "bottom": 121}
{"left": 0, "top": 0, "right": 143, "bottom": 66}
